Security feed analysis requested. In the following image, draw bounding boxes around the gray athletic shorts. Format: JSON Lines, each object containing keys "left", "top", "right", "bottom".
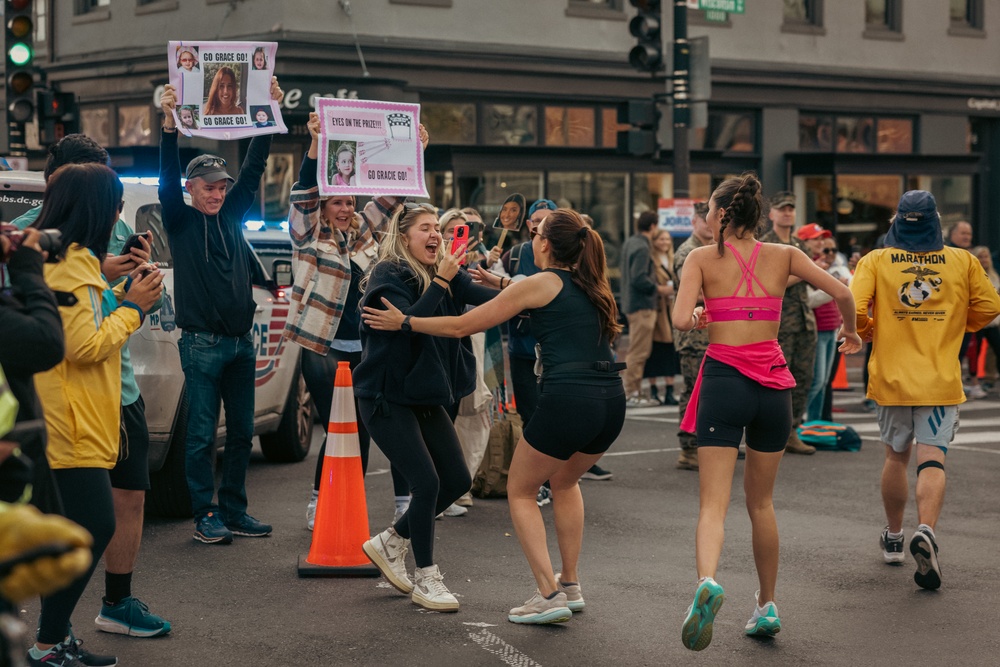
{"left": 875, "top": 404, "right": 959, "bottom": 453}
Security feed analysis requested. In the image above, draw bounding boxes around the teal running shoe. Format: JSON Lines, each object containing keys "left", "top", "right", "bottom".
{"left": 681, "top": 577, "right": 725, "bottom": 651}
{"left": 744, "top": 594, "right": 781, "bottom": 637}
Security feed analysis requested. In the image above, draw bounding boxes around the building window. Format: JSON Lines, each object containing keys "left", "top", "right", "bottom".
{"left": 422, "top": 103, "right": 477, "bottom": 145}
{"left": 81, "top": 107, "right": 111, "bottom": 147}
{"left": 388, "top": 0, "right": 452, "bottom": 6}
{"left": 864, "top": 0, "right": 903, "bottom": 38}
{"left": 77, "top": 0, "right": 109, "bottom": 12}
{"left": 800, "top": 114, "right": 913, "bottom": 154}
{"left": 601, "top": 107, "right": 630, "bottom": 148}
{"left": 949, "top": 0, "right": 984, "bottom": 34}
{"left": 118, "top": 105, "right": 153, "bottom": 147}
{"left": 544, "top": 107, "right": 595, "bottom": 147}
{"left": 483, "top": 105, "right": 537, "bottom": 146}
{"left": 566, "top": 0, "right": 625, "bottom": 20}
{"left": 698, "top": 111, "right": 757, "bottom": 153}
{"left": 782, "top": 0, "right": 824, "bottom": 33}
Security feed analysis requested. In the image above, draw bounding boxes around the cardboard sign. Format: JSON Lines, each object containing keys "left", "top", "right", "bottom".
{"left": 168, "top": 41, "right": 287, "bottom": 140}
{"left": 316, "top": 97, "right": 428, "bottom": 198}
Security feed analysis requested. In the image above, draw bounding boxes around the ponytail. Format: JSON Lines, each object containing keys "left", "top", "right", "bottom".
{"left": 710, "top": 171, "right": 764, "bottom": 256}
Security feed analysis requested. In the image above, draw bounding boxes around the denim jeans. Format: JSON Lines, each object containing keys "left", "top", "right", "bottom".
{"left": 806, "top": 330, "right": 839, "bottom": 423}
{"left": 179, "top": 330, "right": 255, "bottom": 523}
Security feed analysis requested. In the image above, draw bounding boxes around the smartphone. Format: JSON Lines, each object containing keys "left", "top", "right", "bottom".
{"left": 120, "top": 231, "right": 150, "bottom": 256}
{"left": 451, "top": 224, "right": 469, "bottom": 263}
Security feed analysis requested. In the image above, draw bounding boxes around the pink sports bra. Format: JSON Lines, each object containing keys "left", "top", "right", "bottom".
{"left": 703, "top": 242, "right": 782, "bottom": 322}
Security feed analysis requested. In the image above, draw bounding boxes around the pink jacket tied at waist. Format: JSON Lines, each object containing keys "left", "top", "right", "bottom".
{"left": 679, "top": 340, "right": 796, "bottom": 433}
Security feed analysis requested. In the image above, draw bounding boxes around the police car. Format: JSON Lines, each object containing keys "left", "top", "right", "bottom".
{"left": 0, "top": 171, "right": 311, "bottom": 517}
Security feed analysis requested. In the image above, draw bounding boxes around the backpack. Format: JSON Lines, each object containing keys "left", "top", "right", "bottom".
{"left": 471, "top": 416, "right": 522, "bottom": 498}
{"left": 797, "top": 420, "right": 863, "bottom": 452}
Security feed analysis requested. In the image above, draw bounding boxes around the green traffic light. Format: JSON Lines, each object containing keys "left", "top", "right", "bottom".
{"left": 8, "top": 42, "right": 32, "bottom": 66}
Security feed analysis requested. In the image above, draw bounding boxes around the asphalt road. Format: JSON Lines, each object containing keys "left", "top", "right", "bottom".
{"left": 17, "top": 385, "right": 1000, "bottom": 666}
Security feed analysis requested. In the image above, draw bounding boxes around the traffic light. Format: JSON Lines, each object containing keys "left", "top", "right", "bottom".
{"left": 5, "top": 0, "right": 36, "bottom": 124}
{"left": 616, "top": 99, "right": 658, "bottom": 156}
{"left": 628, "top": 0, "right": 663, "bottom": 73}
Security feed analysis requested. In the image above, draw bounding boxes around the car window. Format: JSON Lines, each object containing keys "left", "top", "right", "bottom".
{"left": 248, "top": 241, "right": 294, "bottom": 282}
{"left": 134, "top": 204, "right": 173, "bottom": 268}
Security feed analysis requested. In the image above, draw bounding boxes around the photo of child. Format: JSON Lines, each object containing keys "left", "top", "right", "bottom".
{"left": 251, "top": 106, "right": 274, "bottom": 128}
{"left": 252, "top": 47, "right": 268, "bottom": 71}
{"left": 176, "top": 46, "right": 199, "bottom": 72}
{"left": 327, "top": 141, "right": 357, "bottom": 187}
{"left": 177, "top": 106, "right": 200, "bottom": 134}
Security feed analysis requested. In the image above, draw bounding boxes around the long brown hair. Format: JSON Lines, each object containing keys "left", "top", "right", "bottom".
{"left": 543, "top": 209, "right": 622, "bottom": 342}
{"left": 205, "top": 66, "right": 239, "bottom": 115}
{"left": 711, "top": 171, "right": 764, "bottom": 256}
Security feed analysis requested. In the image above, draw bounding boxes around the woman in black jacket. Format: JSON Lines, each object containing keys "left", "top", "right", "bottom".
{"left": 355, "top": 203, "right": 497, "bottom": 613}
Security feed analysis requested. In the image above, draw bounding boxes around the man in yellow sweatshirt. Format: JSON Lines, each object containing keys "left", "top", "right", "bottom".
{"left": 851, "top": 190, "right": 1000, "bottom": 591}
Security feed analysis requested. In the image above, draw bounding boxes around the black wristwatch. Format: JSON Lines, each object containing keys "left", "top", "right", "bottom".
{"left": 401, "top": 315, "right": 413, "bottom": 332}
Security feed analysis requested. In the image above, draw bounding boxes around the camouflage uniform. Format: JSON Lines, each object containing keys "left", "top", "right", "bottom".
{"left": 673, "top": 234, "right": 710, "bottom": 458}
{"left": 760, "top": 230, "right": 817, "bottom": 428}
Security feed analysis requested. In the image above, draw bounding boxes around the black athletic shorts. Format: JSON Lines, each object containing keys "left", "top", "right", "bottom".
{"left": 109, "top": 394, "right": 151, "bottom": 491}
{"left": 696, "top": 357, "right": 791, "bottom": 453}
{"left": 523, "top": 383, "right": 626, "bottom": 461}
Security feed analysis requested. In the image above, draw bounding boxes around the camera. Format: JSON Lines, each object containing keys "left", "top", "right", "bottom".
{"left": 0, "top": 225, "right": 63, "bottom": 263}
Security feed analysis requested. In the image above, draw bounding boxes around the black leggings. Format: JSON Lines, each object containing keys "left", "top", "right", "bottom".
{"left": 37, "top": 468, "right": 116, "bottom": 645}
{"left": 358, "top": 400, "right": 472, "bottom": 568}
{"left": 301, "top": 348, "right": 407, "bottom": 497}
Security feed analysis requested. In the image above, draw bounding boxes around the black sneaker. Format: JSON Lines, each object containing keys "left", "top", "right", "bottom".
{"left": 226, "top": 514, "right": 273, "bottom": 537}
{"left": 27, "top": 644, "right": 85, "bottom": 667}
{"left": 64, "top": 629, "right": 117, "bottom": 666}
{"left": 580, "top": 464, "right": 613, "bottom": 481}
{"left": 909, "top": 527, "right": 942, "bottom": 590}
{"left": 880, "top": 527, "right": 905, "bottom": 564}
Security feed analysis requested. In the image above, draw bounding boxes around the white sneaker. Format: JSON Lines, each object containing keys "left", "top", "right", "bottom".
{"left": 306, "top": 489, "right": 318, "bottom": 531}
{"left": 362, "top": 527, "right": 413, "bottom": 594}
{"left": 412, "top": 564, "right": 459, "bottom": 612}
{"left": 555, "top": 573, "right": 585, "bottom": 611}
{"left": 442, "top": 503, "right": 468, "bottom": 517}
{"left": 967, "top": 384, "right": 987, "bottom": 400}
{"left": 508, "top": 590, "right": 572, "bottom": 624}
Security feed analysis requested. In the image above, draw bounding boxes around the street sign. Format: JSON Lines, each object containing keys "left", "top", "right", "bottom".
{"left": 699, "top": 0, "right": 744, "bottom": 13}
{"left": 704, "top": 10, "right": 727, "bottom": 21}
{"left": 658, "top": 198, "right": 696, "bottom": 237}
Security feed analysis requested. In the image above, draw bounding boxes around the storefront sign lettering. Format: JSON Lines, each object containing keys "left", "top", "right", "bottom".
{"left": 968, "top": 98, "right": 1000, "bottom": 112}
{"left": 282, "top": 89, "right": 360, "bottom": 110}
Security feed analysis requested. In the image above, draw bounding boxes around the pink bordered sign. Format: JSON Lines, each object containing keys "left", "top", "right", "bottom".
{"left": 316, "top": 97, "right": 428, "bottom": 198}
{"left": 168, "top": 40, "right": 287, "bottom": 140}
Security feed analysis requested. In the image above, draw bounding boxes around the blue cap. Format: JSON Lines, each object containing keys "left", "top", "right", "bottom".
{"left": 529, "top": 199, "right": 557, "bottom": 217}
{"left": 884, "top": 190, "right": 943, "bottom": 252}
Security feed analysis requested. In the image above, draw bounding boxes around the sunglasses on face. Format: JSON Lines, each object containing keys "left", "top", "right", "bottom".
{"left": 821, "top": 248, "right": 836, "bottom": 255}
{"left": 529, "top": 229, "right": 545, "bottom": 241}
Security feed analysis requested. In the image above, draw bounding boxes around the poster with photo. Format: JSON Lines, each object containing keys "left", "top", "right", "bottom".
{"left": 316, "top": 97, "right": 428, "bottom": 198}
{"left": 167, "top": 40, "right": 286, "bottom": 140}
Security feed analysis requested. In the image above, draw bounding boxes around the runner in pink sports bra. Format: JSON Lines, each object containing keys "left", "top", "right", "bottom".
{"left": 703, "top": 242, "right": 782, "bottom": 322}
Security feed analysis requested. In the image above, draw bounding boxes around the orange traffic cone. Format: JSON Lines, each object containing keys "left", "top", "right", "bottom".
{"left": 298, "top": 361, "right": 379, "bottom": 578}
{"left": 831, "top": 354, "right": 849, "bottom": 390}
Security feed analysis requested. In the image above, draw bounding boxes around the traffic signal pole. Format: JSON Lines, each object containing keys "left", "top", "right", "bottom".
{"left": 672, "top": 0, "right": 690, "bottom": 198}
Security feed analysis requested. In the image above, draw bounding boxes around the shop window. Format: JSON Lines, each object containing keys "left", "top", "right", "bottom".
{"left": 795, "top": 175, "right": 835, "bottom": 229}
{"left": 907, "top": 175, "right": 972, "bottom": 227}
{"left": 876, "top": 118, "right": 913, "bottom": 153}
{"left": 864, "top": 0, "right": 903, "bottom": 38}
{"left": 262, "top": 153, "right": 295, "bottom": 221}
{"left": 544, "top": 107, "right": 595, "bottom": 147}
{"left": 836, "top": 117, "right": 875, "bottom": 153}
{"left": 81, "top": 107, "right": 111, "bottom": 147}
{"left": 799, "top": 115, "right": 834, "bottom": 151}
{"left": 703, "top": 111, "right": 756, "bottom": 153}
{"left": 483, "top": 105, "right": 537, "bottom": 146}
{"left": 782, "top": 0, "right": 824, "bottom": 33}
{"left": 118, "top": 105, "right": 153, "bottom": 147}
{"left": 422, "top": 103, "right": 476, "bottom": 145}
{"left": 949, "top": 0, "right": 984, "bottom": 34}
{"left": 601, "top": 107, "right": 629, "bottom": 149}
{"left": 469, "top": 172, "right": 542, "bottom": 242}
{"left": 835, "top": 174, "right": 902, "bottom": 246}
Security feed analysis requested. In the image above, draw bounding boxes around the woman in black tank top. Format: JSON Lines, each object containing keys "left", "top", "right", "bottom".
{"left": 364, "top": 208, "right": 625, "bottom": 625}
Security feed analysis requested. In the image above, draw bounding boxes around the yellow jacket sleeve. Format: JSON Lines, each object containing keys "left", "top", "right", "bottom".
{"left": 850, "top": 254, "right": 876, "bottom": 340}
{"left": 966, "top": 258, "right": 1000, "bottom": 332}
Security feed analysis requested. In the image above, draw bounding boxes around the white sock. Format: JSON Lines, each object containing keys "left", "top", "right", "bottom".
{"left": 887, "top": 529, "right": 904, "bottom": 539}
{"left": 917, "top": 523, "right": 935, "bottom": 538}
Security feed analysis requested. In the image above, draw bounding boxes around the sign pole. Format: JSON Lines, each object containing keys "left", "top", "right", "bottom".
{"left": 672, "top": 0, "right": 690, "bottom": 199}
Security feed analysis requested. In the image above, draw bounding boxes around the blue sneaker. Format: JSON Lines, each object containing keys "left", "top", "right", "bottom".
{"left": 681, "top": 577, "right": 725, "bottom": 651}
{"left": 194, "top": 512, "right": 233, "bottom": 544}
{"left": 744, "top": 593, "right": 781, "bottom": 637}
{"left": 226, "top": 514, "right": 272, "bottom": 537}
{"left": 95, "top": 596, "right": 171, "bottom": 638}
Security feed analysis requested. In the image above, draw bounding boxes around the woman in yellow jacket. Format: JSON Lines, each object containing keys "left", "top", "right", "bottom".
{"left": 27, "top": 164, "right": 163, "bottom": 666}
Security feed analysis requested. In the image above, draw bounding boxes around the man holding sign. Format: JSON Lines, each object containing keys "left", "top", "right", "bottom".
{"left": 158, "top": 77, "right": 284, "bottom": 546}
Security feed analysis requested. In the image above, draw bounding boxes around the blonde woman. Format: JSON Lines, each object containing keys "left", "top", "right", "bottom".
{"left": 355, "top": 204, "right": 499, "bottom": 612}
{"left": 644, "top": 228, "right": 680, "bottom": 404}
{"left": 285, "top": 112, "right": 423, "bottom": 529}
